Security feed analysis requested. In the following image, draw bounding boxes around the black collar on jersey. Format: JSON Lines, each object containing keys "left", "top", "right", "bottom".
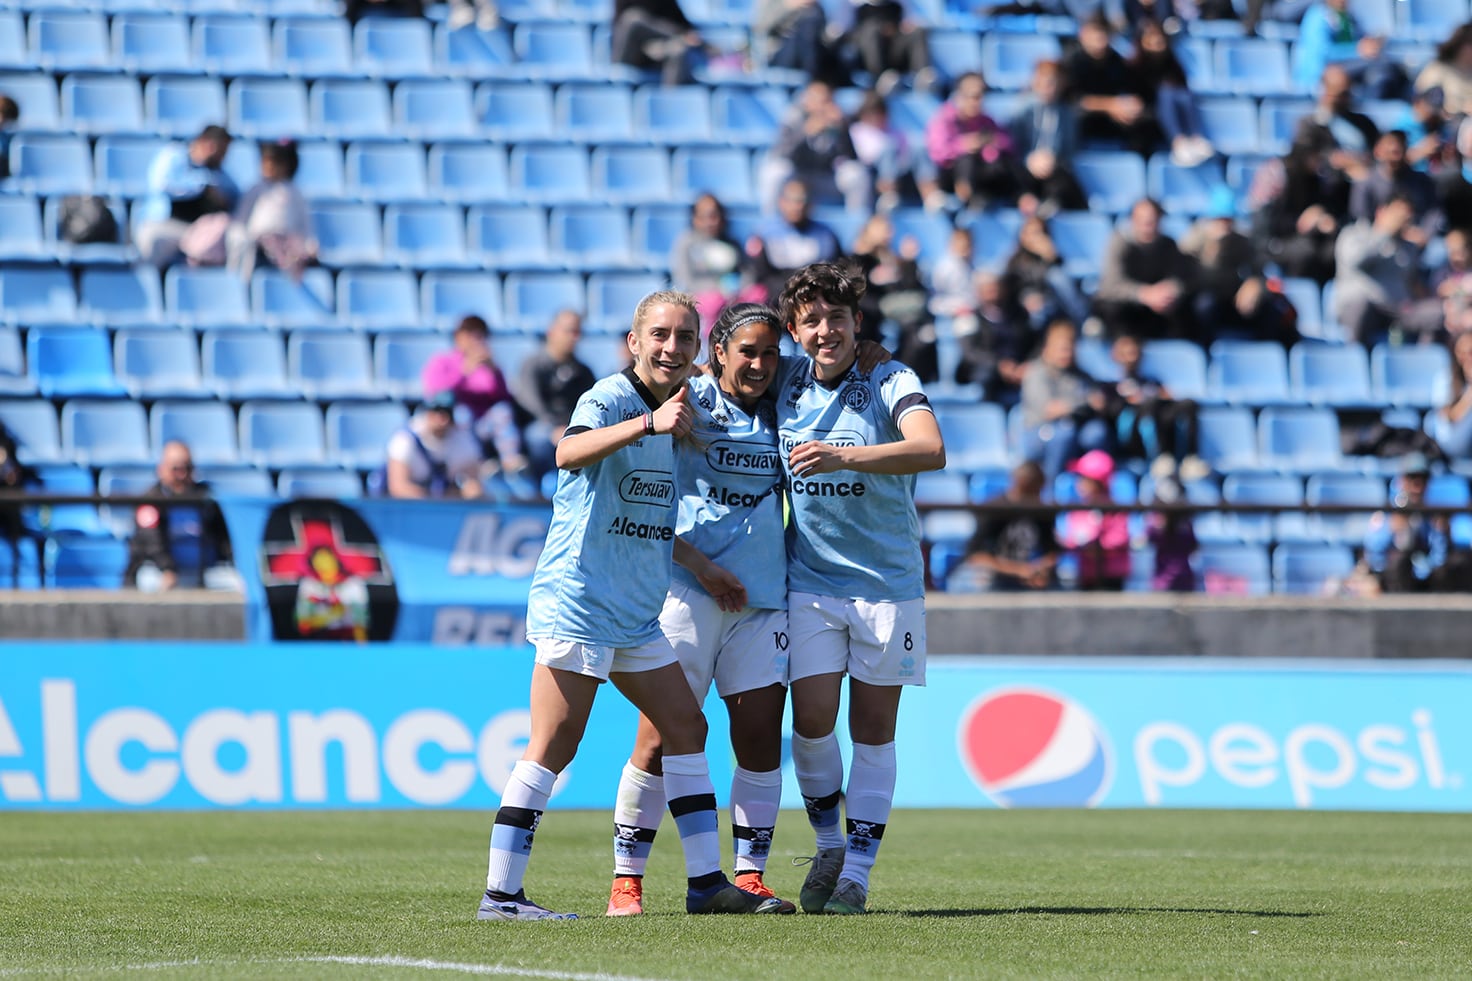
{"left": 622, "top": 366, "right": 666, "bottom": 411}
{"left": 810, "top": 358, "right": 860, "bottom": 391}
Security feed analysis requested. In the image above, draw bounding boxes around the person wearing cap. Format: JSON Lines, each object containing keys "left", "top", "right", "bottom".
{"left": 1181, "top": 185, "right": 1297, "bottom": 347}
{"left": 382, "top": 391, "right": 484, "bottom": 499}
{"left": 1363, "top": 453, "right": 1472, "bottom": 593}
{"left": 1058, "top": 449, "right": 1131, "bottom": 592}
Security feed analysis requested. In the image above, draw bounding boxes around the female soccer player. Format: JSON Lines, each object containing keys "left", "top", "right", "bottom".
{"left": 774, "top": 262, "right": 946, "bottom": 915}
{"left": 477, "top": 291, "right": 782, "bottom": 921}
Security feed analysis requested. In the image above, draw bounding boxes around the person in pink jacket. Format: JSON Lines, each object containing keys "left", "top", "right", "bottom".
{"left": 1059, "top": 449, "right": 1131, "bottom": 591}
{"left": 924, "top": 71, "right": 1019, "bottom": 211}
{"left": 421, "top": 315, "right": 529, "bottom": 477}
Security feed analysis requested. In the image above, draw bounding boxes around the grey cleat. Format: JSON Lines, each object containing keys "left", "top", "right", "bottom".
{"left": 795, "top": 846, "right": 845, "bottom": 914}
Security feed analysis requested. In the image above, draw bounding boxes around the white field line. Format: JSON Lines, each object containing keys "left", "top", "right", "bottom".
{"left": 1, "top": 955, "right": 673, "bottom": 981}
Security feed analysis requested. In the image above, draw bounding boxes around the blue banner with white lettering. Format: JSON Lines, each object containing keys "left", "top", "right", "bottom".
{"left": 217, "top": 498, "right": 550, "bottom": 645}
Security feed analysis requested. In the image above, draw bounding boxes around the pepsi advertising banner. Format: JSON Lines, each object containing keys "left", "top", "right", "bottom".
{"left": 1, "top": 648, "right": 1469, "bottom": 812}
{"left": 217, "top": 498, "right": 550, "bottom": 645}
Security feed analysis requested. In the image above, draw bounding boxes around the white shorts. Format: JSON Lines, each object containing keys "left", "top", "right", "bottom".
{"left": 787, "top": 591, "right": 926, "bottom": 687}
{"left": 660, "top": 580, "right": 789, "bottom": 699}
{"left": 530, "top": 634, "right": 678, "bottom": 682}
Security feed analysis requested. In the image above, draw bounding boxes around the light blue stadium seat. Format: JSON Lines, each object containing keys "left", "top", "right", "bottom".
{"left": 393, "top": 78, "right": 477, "bottom": 140}
{"left": 33, "top": 464, "right": 107, "bottom": 541}
{"left": 935, "top": 403, "right": 1008, "bottom": 472}
{"left": 577, "top": 332, "right": 633, "bottom": 377}
{"left": 0, "top": 12, "right": 25, "bottom": 72}
{"left": 888, "top": 210, "right": 955, "bottom": 265}
{"left": 61, "top": 74, "right": 145, "bottom": 134}
{"left": 0, "top": 536, "right": 41, "bottom": 589}
{"left": 309, "top": 78, "right": 391, "bottom": 139}
{"left": 1272, "top": 543, "right": 1354, "bottom": 594}
{"left": 1047, "top": 212, "right": 1112, "bottom": 278}
{"left": 335, "top": 268, "right": 420, "bottom": 330}
{"left": 112, "top": 12, "right": 194, "bottom": 74}
{"left": 672, "top": 146, "right": 755, "bottom": 206}
{"left": 324, "top": 401, "right": 407, "bottom": 470}
{"left": 634, "top": 85, "right": 713, "bottom": 145}
{"left": 94, "top": 135, "right": 168, "bottom": 198}
{"left": 554, "top": 82, "right": 635, "bottom": 143}
{"left": 30, "top": 328, "right": 125, "bottom": 399}
{"left": 478, "top": 81, "right": 556, "bottom": 141}
{"left": 1258, "top": 98, "right": 1313, "bottom": 155}
{"left": 1258, "top": 406, "right": 1342, "bottom": 472}
{"left": 467, "top": 203, "right": 557, "bottom": 269}
{"left": 1196, "top": 405, "right": 1258, "bottom": 471}
{"left": 551, "top": 205, "right": 637, "bottom": 271}
{"left": 587, "top": 271, "right": 664, "bottom": 332}
{"left": 1305, "top": 472, "right": 1384, "bottom": 545}
{"left": 345, "top": 140, "right": 428, "bottom": 202}
{"left": 487, "top": 334, "right": 543, "bottom": 381}
{"left": 1221, "top": 471, "right": 1302, "bottom": 543}
{"left": 0, "top": 266, "right": 77, "bottom": 326}
{"left": 710, "top": 86, "right": 780, "bottom": 146}
{"left": 503, "top": 271, "right": 586, "bottom": 331}
{"left": 966, "top": 467, "right": 1011, "bottom": 504}
{"left": 166, "top": 267, "right": 252, "bottom": 328}
{"left": 0, "top": 326, "right": 29, "bottom": 395}
{"left": 98, "top": 464, "right": 158, "bottom": 537}
{"left": 114, "top": 329, "right": 203, "bottom": 400}
{"left": 373, "top": 332, "right": 444, "bottom": 400}
{"left": 926, "top": 30, "right": 983, "bottom": 84}
{"left": 278, "top": 466, "right": 364, "bottom": 499}
{"left": 251, "top": 267, "right": 336, "bottom": 330}
{"left": 239, "top": 400, "right": 326, "bottom": 468}
{"left": 274, "top": 16, "right": 353, "bottom": 76}
{"left": 1289, "top": 343, "right": 1372, "bottom": 406}
{"left": 1073, "top": 336, "right": 1117, "bottom": 382}
{"left": 384, "top": 203, "right": 471, "bottom": 269}
{"left": 509, "top": 144, "right": 592, "bottom": 203}
{"left": 202, "top": 330, "right": 295, "bottom": 400}
{"left": 1215, "top": 38, "right": 1292, "bottom": 96}
{"left": 312, "top": 202, "right": 384, "bottom": 266}
{"left": 143, "top": 75, "right": 226, "bottom": 138}
{"left": 1397, "top": 0, "right": 1470, "bottom": 42}
{"left": 45, "top": 538, "right": 130, "bottom": 589}
{"left": 420, "top": 270, "right": 503, "bottom": 330}
{"left": 513, "top": 22, "right": 595, "bottom": 79}
{"left": 1172, "top": 35, "right": 1215, "bottom": 91}
{"left": 1140, "top": 340, "right": 1208, "bottom": 401}
{"left": 228, "top": 77, "right": 309, "bottom": 138}
{"left": 150, "top": 399, "right": 239, "bottom": 465}
{"left": 1372, "top": 344, "right": 1450, "bottom": 409}
{"left": 631, "top": 204, "right": 686, "bottom": 268}
{"left": 6, "top": 134, "right": 93, "bottom": 195}
{"left": 62, "top": 399, "right": 150, "bottom": 466}
{"left": 1073, "top": 152, "right": 1147, "bottom": 215}
{"left": 428, "top": 142, "right": 508, "bottom": 204}
{"left": 1196, "top": 98, "right": 1260, "bottom": 157}
{"left": 1277, "top": 276, "right": 1323, "bottom": 340}
{"left": 1147, "top": 155, "right": 1222, "bottom": 216}
{"left": 1195, "top": 542, "right": 1271, "bottom": 594}
{"left": 980, "top": 33, "right": 1057, "bottom": 90}
{"left": 287, "top": 331, "right": 377, "bottom": 400}
{"left": 0, "top": 73, "right": 60, "bottom": 129}
{"left": 29, "top": 11, "right": 111, "bottom": 72}
{"left": 0, "top": 197, "right": 51, "bottom": 262}
{"left": 194, "top": 15, "right": 275, "bottom": 75}
{"left": 0, "top": 399, "right": 61, "bottom": 463}
{"left": 284, "top": 141, "right": 351, "bottom": 201}
{"left": 592, "top": 145, "right": 674, "bottom": 206}
{"left": 354, "top": 17, "right": 434, "bottom": 78}
{"left": 435, "top": 22, "right": 517, "bottom": 78}
{"left": 195, "top": 464, "right": 275, "bottom": 496}
{"left": 1207, "top": 340, "right": 1290, "bottom": 405}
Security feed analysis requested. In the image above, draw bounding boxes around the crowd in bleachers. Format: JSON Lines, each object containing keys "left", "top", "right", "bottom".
{"left": 2, "top": 0, "right": 1472, "bottom": 595}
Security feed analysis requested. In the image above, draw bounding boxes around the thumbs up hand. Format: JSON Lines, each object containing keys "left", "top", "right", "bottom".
{"left": 652, "top": 384, "right": 693, "bottom": 439}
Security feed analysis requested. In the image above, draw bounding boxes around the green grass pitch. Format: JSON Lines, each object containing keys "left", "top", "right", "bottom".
{"left": 2, "top": 809, "right": 1469, "bottom": 979}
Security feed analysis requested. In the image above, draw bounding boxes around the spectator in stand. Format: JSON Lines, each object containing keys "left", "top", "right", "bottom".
{"left": 929, "top": 225, "right": 975, "bottom": 320}
{"left": 1094, "top": 197, "right": 1197, "bottom": 342}
{"left": 852, "top": 214, "right": 936, "bottom": 372}
{"left": 1181, "top": 186, "right": 1297, "bottom": 347}
{"left": 849, "top": 89, "right": 944, "bottom": 213}
{"left": 1103, "top": 333, "right": 1204, "bottom": 479}
{"left": 136, "top": 125, "right": 238, "bottom": 269}
{"left": 1364, "top": 452, "right": 1472, "bottom": 593}
{"left": 1399, "top": 86, "right": 1452, "bottom": 175}
{"left": 746, "top": 178, "right": 843, "bottom": 302}
{"left": 671, "top": 193, "right": 746, "bottom": 330}
{"left": 1146, "top": 473, "right": 1197, "bottom": 593}
{"left": 1441, "top": 118, "right": 1472, "bottom": 233}
{"left": 515, "top": 310, "right": 597, "bottom": 478}
{"left": 1128, "top": 20, "right": 1214, "bottom": 167}
{"left": 1299, "top": 64, "right": 1380, "bottom": 159}
{"left": 1292, "top": 0, "right": 1405, "bottom": 101}
{"left": 1058, "top": 449, "right": 1130, "bottom": 592}
{"left": 612, "top": 0, "right": 706, "bottom": 86}
{"left": 1005, "top": 215, "right": 1090, "bottom": 327}
{"left": 1427, "top": 228, "right": 1472, "bottom": 340}
{"left": 755, "top": 0, "right": 847, "bottom": 85}
{"left": 1020, "top": 317, "right": 1109, "bottom": 481}
{"left": 0, "top": 424, "right": 38, "bottom": 577}
{"left": 925, "top": 72, "right": 1019, "bottom": 211}
{"left": 759, "top": 80, "right": 871, "bottom": 214}
{"left": 0, "top": 94, "right": 17, "bottom": 181}
{"left": 123, "top": 441, "right": 234, "bottom": 591}
{"left": 1349, "top": 130, "right": 1440, "bottom": 231}
{"left": 422, "top": 315, "right": 530, "bottom": 481}
{"left": 346, "top": 0, "right": 425, "bottom": 23}
{"left": 954, "top": 460, "right": 1059, "bottom": 593}
{"left": 837, "top": 0, "right": 935, "bottom": 96}
{"left": 1332, "top": 192, "right": 1429, "bottom": 347}
{"left": 226, "top": 140, "right": 316, "bottom": 281}
{"left": 1065, "top": 13, "right": 1161, "bottom": 158}
{"left": 1241, "top": 0, "right": 1315, "bottom": 36}
{"left": 384, "top": 392, "right": 484, "bottom": 500}
{"left": 1007, "top": 60, "right": 1087, "bottom": 217}
{"left": 1247, "top": 125, "right": 1348, "bottom": 284}
{"left": 1416, "top": 24, "right": 1472, "bottom": 120}
{"left": 955, "top": 269, "right": 1032, "bottom": 404}
{"left": 1431, "top": 333, "right": 1472, "bottom": 458}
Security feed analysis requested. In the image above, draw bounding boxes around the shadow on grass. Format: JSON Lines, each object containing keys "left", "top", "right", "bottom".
{"left": 898, "top": 906, "right": 1320, "bottom": 918}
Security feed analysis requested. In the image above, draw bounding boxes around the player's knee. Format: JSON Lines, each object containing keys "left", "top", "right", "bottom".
{"left": 657, "top": 708, "right": 708, "bottom": 755}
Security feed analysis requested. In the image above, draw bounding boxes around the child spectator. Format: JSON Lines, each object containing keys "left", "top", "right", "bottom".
{"left": 1146, "top": 474, "right": 1197, "bottom": 593}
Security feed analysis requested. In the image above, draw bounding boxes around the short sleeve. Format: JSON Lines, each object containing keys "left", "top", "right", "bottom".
{"left": 875, "top": 362, "right": 931, "bottom": 427}
{"left": 568, "top": 381, "right": 620, "bottom": 433}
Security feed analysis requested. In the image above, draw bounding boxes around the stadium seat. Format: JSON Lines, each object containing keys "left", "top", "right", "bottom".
{"left": 383, "top": 203, "right": 471, "bottom": 269}
{"left": 485, "top": 333, "right": 541, "bottom": 381}
{"left": 94, "top": 135, "right": 169, "bottom": 198}
{"left": 1196, "top": 405, "right": 1259, "bottom": 472}
{"left": 710, "top": 86, "right": 781, "bottom": 146}
{"left": 287, "top": 332, "right": 378, "bottom": 400}
{"left": 509, "top": 144, "right": 592, "bottom": 203}
{"left": 587, "top": 272, "right": 664, "bottom": 333}
{"left": 203, "top": 330, "right": 295, "bottom": 400}
{"left": 62, "top": 399, "right": 151, "bottom": 466}
{"left": 631, "top": 204, "right": 687, "bottom": 268}
{"left": 277, "top": 466, "right": 364, "bottom": 499}
{"left": 1258, "top": 98, "right": 1314, "bottom": 155}
{"left": 634, "top": 86, "right": 713, "bottom": 145}
{"left": 346, "top": 141, "right": 428, "bottom": 202}
{"left": 6, "top": 134, "right": 93, "bottom": 195}
{"left": 0, "top": 197, "right": 51, "bottom": 262}
{"left": 309, "top": 79, "right": 391, "bottom": 139}
{"left": 393, "top": 78, "right": 477, "bottom": 140}
{"left": 578, "top": 332, "right": 633, "bottom": 377}
{"left": 420, "top": 270, "right": 503, "bottom": 330}
{"left": 165, "top": 267, "right": 252, "bottom": 328}
{"left": 0, "top": 266, "right": 77, "bottom": 326}
{"left": 935, "top": 403, "right": 1009, "bottom": 472}
{"left": 1289, "top": 343, "right": 1373, "bottom": 406}
{"left": 478, "top": 82, "right": 557, "bottom": 141}
{"left": 1146, "top": 155, "right": 1222, "bottom": 216}
{"left": 1397, "top": 0, "right": 1470, "bottom": 41}
{"left": 550, "top": 205, "right": 637, "bottom": 271}
{"left": 0, "top": 327, "right": 30, "bottom": 396}
{"left": 0, "top": 537, "right": 41, "bottom": 589}
{"left": 112, "top": 12, "right": 194, "bottom": 74}
{"left": 1195, "top": 542, "right": 1271, "bottom": 595}
{"left": 1073, "top": 152, "right": 1148, "bottom": 215}
{"left": 150, "top": 399, "right": 240, "bottom": 466}
{"left": 1305, "top": 472, "right": 1385, "bottom": 545}
{"left": 194, "top": 15, "right": 275, "bottom": 75}
{"left": 512, "top": 22, "right": 596, "bottom": 79}
{"left": 1272, "top": 543, "right": 1354, "bottom": 595}
{"left": 0, "top": 73, "right": 60, "bottom": 130}
{"left": 61, "top": 74, "right": 145, "bottom": 134}
{"left": 227, "top": 77, "right": 310, "bottom": 138}
{"left": 78, "top": 267, "right": 164, "bottom": 326}
{"left": 0, "top": 400, "right": 62, "bottom": 463}
{"left": 591, "top": 145, "right": 674, "bottom": 205}
{"left": 144, "top": 76, "right": 227, "bottom": 139}
{"left": 1047, "top": 213, "right": 1112, "bottom": 278}
{"left": 0, "top": 13, "right": 25, "bottom": 73}
{"left": 1207, "top": 340, "right": 1290, "bottom": 405}
{"left": 251, "top": 267, "right": 336, "bottom": 330}
{"left": 335, "top": 268, "right": 420, "bottom": 330}
{"left": 887, "top": 210, "right": 955, "bottom": 265}
{"left": 979, "top": 33, "right": 1058, "bottom": 91}
{"left": 29, "top": 12, "right": 111, "bottom": 72}
{"left": 1372, "top": 344, "right": 1451, "bottom": 409}
{"left": 312, "top": 202, "right": 384, "bottom": 267}
{"left": 114, "top": 329, "right": 204, "bottom": 400}
{"left": 354, "top": 17, "right": 434, "bottom": 78}
{"left": 1221, "top": 471, "right": 1303, "bottom": 544}
{"left": 324, "top": 401, "right": 408, "bottom": 469}
{"left": 467, "top": 204, "right": 557, "bottom": 270}
{"left": 274, "top": 17, "right": 353, "bottom": 76}
{"left": 1258, "top": 406, "right": 1343, "bottom": 472}
{"left": 1073, "top": 337, "right": 1117, "bottom": 382}
{"left": 1196, "top": 98, "right": 1260, "bottom": 157}
{"left": 436, "top": 22, "right": 517, "bottom": 78}
{"left": 926, "top": 30, "right": 983, "bottom": 84}
{"left": 45, "top": 538, "right": 130, "bottom": 589}
{"left": 1215, "top": 38, "right": 1293, "bottom": 96}
{"left": 1278, "top": 277, "right": 1324, "bottom": 341}
{"left": 287, "top": 142, "right": 348, "bottom": 199}
{"left": 30, "top": 327, "right": 128, "bottom": 400}
{"left": 672, "top": 146, "right": 756, "bottom": 207}
{"left": 503, "top": 272, "right": 587, "bottom": 331}
{"left": 373, "top": 332, "right": 444, "bottom": 400}
{"left": 196, "top": 464, "right": 275, "bottom": 496}
{"left": 1140, "top": 340, "right": 1208, "bottom": 401}
{"left": 427, "top": 142, "right": 509, "bottom": 204}
{"left": 239, "top": 401, "right": 326, "bottom": 468}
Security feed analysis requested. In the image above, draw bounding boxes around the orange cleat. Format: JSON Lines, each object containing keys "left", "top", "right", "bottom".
{"left": 734, "top": 871, "right": 797, "bottom": 914}
{"left": 606, "top": 875, "right": 644, "bottom": 916}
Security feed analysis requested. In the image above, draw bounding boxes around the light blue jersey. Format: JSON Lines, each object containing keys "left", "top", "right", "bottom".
{"left": 525, "top": 369, "right": 677, "bottom": 648}
{"left": 672, "top": 372, "right": 787, "bottom": 611}
{"left": 776, "top": 358, "right": 933, "bottom": 602}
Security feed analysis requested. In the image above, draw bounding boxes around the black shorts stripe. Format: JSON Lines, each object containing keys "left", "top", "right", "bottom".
{"left": 668, "top": 792, "right": 718, "bottom": 818}
{"left": 495, "top": 806, "right": 541, "bottom": 831}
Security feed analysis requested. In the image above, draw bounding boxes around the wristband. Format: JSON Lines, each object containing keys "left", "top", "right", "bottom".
{"left": 643, "top": 412, "right": 655, "bottom": 436}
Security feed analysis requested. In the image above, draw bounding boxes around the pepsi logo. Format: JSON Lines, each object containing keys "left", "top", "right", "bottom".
{"left": 958, "top": 687, "right": 1113, "bottom": 808}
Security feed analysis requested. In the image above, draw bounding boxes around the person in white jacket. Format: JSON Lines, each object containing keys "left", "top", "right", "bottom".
{"left": 227, "top": 140, "right": 317, "bottom": 281}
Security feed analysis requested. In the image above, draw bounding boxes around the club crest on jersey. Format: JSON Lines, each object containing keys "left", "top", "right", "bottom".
{"left": 618, "top": 470, "right": 675, "bottom": 507}
{"left": 840, "top": 381, "right": 871, "bottom": 413}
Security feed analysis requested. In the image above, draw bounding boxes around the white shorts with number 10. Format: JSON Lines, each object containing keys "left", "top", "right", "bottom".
{"left": 659, "top": 580, "right": 790, "bottom": 699}
{"left": 787, "top": 591, "right": 927, "bottom": 686}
